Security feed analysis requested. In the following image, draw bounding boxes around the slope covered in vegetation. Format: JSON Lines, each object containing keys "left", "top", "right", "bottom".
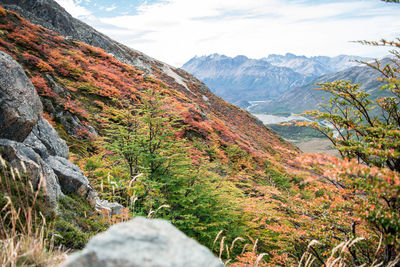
{"left": 0, "top": 5, "right": 398, "bottom": 266}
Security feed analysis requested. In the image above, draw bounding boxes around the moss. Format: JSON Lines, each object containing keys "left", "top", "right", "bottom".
{"left": 53, "top": 194, "right": 108, "bottom": 250}
{"left": 54, "top": 220, "right": 88, "bottom": 249}
{"left": 54, "top": 124, "right": 94, "bottom": 157}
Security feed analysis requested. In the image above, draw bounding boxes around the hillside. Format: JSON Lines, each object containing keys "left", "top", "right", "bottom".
{"left": 251, "top": 58, "right": 391, "bottom": 114}
{"left": 0, "top": 2, "right": 392, "bottom": 266}
{"left": 182, "top": 54, "right": 310, "bottom": 107}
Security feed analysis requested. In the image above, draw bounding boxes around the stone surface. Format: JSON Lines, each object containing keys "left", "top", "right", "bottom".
{"left": 24, "top": 116, "right": 69, "bottom": 159}
{"left": 0, "top": 51, "right": 42, "bottom": 142}
{"left": 95, "top": 199, "right": 124, "bottom": 215}
{"left": 64, "top": 217, "right": 223, "bottom": 267}
{"left": 0, "top": 139, "right": 63, "bottom": 204}
{"left": 45, "top": 155, "right": 91, "bottom": 197}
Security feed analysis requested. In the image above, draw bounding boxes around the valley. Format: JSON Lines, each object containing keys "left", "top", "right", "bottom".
{"left": 183, "top": 53, "right": 394, "bottom": 154}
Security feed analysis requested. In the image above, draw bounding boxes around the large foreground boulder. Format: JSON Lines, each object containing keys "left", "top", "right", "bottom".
{"left": 64, "top": 217, "right": 223, "bottom": 267}
{"left": 0, "top": 51, "right": 42, "bottom": 142}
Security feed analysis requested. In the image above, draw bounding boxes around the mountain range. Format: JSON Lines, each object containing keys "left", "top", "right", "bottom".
{"left": 251, "top": 58, "right": 391, "bottom": 114}
{"left": 182, "top": 53, "right": 372, "bottom": 108}
{"left": 262, "top": 53, "right": 371, "bottom": 77}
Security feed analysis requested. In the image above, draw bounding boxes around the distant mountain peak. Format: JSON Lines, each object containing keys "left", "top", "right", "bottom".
{"left": 182, "top": 52, "right": 373, "bottom": 108}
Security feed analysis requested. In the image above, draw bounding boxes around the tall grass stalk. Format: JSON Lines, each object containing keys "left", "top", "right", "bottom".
{"left": 0, "top": 156, "right": 66, "bottom": 266}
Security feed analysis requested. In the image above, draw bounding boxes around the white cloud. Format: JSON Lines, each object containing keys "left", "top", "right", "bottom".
{"left": 65, "top": 0, "right": 400, "bottom": 67}
{"left": 55, "top": 0, "right": 91, "bottom": 18}
{"left": 105, "top": 5, "right": 117, "bottom": 12}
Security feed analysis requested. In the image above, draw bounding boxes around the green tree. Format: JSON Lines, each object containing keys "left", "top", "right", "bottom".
{"left": 101, "top": 88, "right": 248, "bottom": 251}
{"left": 299, "top": 39, "right": 400, "bottom": 263}
{"left": 103, "top": 101, "right": 143, "bottom": 178}
{"left": 299, "top": 39, "right": 400, "bottom": 172}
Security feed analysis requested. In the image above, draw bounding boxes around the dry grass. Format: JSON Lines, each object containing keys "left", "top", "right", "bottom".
{"left": 0, "top": 156, "right": 67, "bottom": 266}
{"left": 299, "top": 238, "right": 400, "bottom": 267}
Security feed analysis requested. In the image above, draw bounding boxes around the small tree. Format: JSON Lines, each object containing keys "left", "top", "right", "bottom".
{"left": 103, "top": 102, "right": 143, "bottom": 178}
{"left": 299, "top": 39, "right": 400, "bottom": 171}
{"left": 101, "top": 88, "right": 247, "bottom": 248}
{"left": 298, "top": 39, "right": 400, "bottom": 263}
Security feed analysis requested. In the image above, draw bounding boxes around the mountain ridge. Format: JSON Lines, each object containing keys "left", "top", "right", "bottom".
{"left": 251, "top": 57, "right": 392, "bottom": 114}
{"left": 182, "top": 53, "right": 370, "bottom": 107}
{"left": 263, "top": 53, "right": 371, "bottom": 77}
{"left": 182, "top": 54, "right": 310, "bottom": 106}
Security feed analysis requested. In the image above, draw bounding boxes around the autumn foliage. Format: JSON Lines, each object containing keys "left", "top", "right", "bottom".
{"left": 0, "top": 4, "right": 399, "bottom": 266}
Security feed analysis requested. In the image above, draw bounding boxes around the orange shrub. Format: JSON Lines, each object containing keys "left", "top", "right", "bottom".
{"left": 0, "top": 6, "right": 7, "bottom": 17}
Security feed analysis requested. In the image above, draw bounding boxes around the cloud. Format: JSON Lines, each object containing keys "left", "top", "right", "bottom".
{"left": 105, "top": 5, "right": 117, "bottom": 12}
{"left": 71, "top": 0, "right": 400, "bottom": 67}
{"left": 55, "top": 0, "right": 91, "bottom": 18}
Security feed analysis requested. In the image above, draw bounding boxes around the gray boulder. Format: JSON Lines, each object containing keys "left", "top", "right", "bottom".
{"left": 24, "top": 116, "right": 69, "bottom": 159}
{"left": 0, "top": 139, "right": 63, "bottom": 204}
{"left": 64, "top": 217, "right": 223, "bottom": 267}
{"left": 0, "top": 51, "right": 42, "bottom": 142}
{"left": 45, "top": 156, "right": 91, "bottom": 197}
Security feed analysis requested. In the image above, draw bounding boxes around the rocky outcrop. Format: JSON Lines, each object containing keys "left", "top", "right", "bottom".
{"left": 0, "top": 139, "right": 63, "bottom": 205}
{"left": 0, "top": 51, "right": 42, "bottom": 142}
{"left": 24, "top": 117, "right": 69, "bottom": 159}
{"left": 64, "top": 217, "right": 224, "bottom": 267}
{"left": 45, "top": 156, "right": 95, "bottom": 203}
{"left": 0, "top": 50, "right": 117, "bottom": 210}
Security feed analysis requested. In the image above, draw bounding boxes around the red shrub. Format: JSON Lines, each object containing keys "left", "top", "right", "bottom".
{"left": 30, "top": 75, "right": 57, "bottom": 98}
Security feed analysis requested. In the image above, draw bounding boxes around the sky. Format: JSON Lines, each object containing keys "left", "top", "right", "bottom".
{"left": 55, "top": 0, "right": 400, "bottom": 67}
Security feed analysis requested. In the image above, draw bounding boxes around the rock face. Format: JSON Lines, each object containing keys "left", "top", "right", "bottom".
{"left": 0, "top": 51, "right": 42, "bottom": 142}
{"left": 0, "top": 49, "right": 123, "bottom": 212}
{"left": 65, "top": 217, "right": 224, "bottom": 267}
{"left": 45, "top": 156, "right": 93, "bottom": 199}
{"left": 0, "top": 139, "right": 63, "bottom": 204}
{"left": 24, "top": 117, "right": 69, "bottom": 159}
{"left": 0, "top": 50, "right": 96, "bottom": 206}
